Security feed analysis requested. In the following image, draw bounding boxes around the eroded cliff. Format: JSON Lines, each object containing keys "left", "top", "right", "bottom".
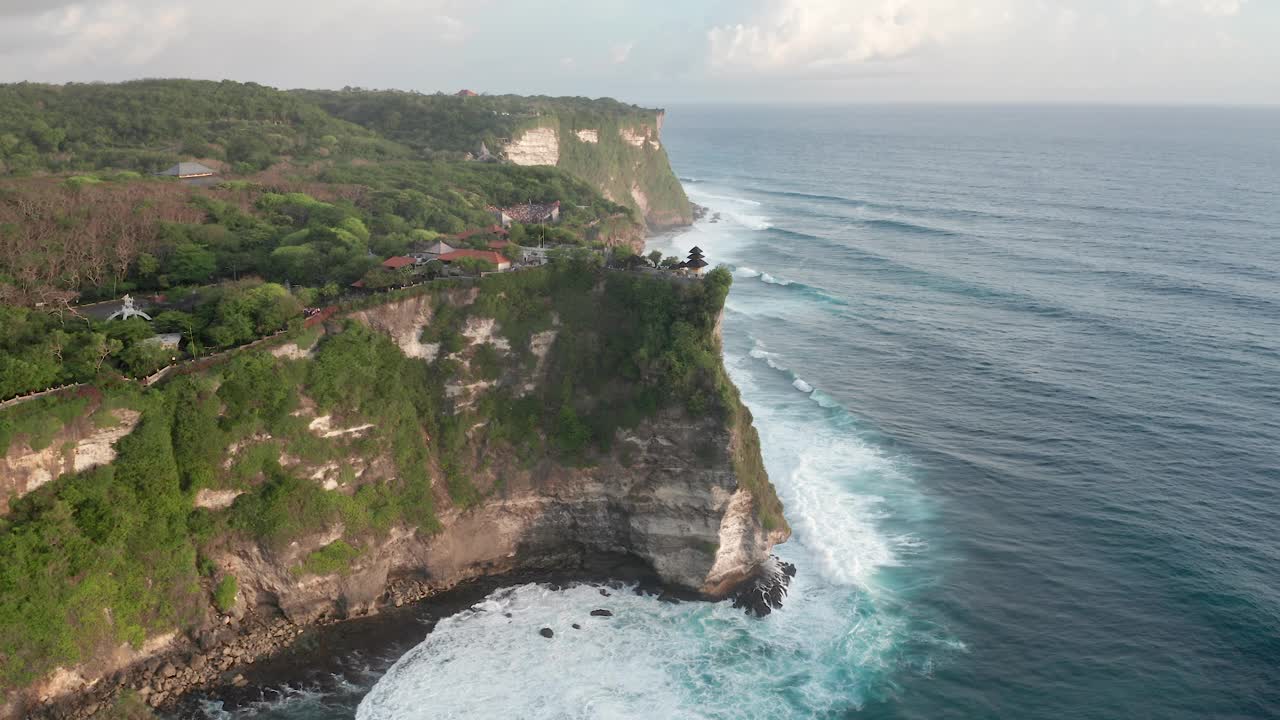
{"left": 0, "top": 265, "right": 786, "bottom": 717}
{"left": 504, "top": 110, "right": 693, "bottom": 230}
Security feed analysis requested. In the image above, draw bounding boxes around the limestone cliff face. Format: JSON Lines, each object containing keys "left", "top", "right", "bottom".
{"left": 504, "top": 112, "right": 693, "bottom": 230}
{"left": 220, "top": 403, "right": 783, "bottom": 626}
{"left": 503, "top": 126, "right": 560, "bottom": 166}
{"left": 0, "top": 274, "right": 786, "bottom": 716}
{"left": 0, "top": 402, "right": 140, "bottom": 515}
{"left": 217, "top": 289, "right": 784, "bottom": 625}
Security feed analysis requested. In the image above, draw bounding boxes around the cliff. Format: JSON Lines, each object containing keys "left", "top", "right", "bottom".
{"left": 294, "top": 90, "right": 695, "bottom": 230}
{"left": 503, "top": 109, "right": 694, "bottom": 229}
{"left": 0, "top": 265, "right": 786, "bottom": 717}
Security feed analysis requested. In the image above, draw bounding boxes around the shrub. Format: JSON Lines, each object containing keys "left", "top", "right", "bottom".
{"left": 213, "top": 575, "right": 238, "bottom": 613}
{"left": 295, "top": 540, "right": 360, "bottom": 576}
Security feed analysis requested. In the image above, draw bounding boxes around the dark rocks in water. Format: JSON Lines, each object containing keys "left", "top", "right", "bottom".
{"left": 599, "top": 588, "right": 611, "bottom": 597}
{"left": 572, "top": 623, "right": 581, "bottom": 630}
{"left": 589, "top": 609, "right": 613, "bottom": 617}
{"left": 657, "top": 592, "right": 681, "bottom": 604}
{"left": 731, "top": 556, "right": 796, "bottom": 617}
{"left": 539, "top": 627, "right": 554, "bottom": 638}
{"left": 504, "top": 613, "right": 512, "bottom": 618}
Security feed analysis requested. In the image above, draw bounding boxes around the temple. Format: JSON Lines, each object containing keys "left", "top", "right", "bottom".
{"left": 681, "top": 247, "right": 709, "bottom": 275}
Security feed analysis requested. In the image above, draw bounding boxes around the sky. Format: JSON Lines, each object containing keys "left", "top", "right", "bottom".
{"left": 0, "top": 0, "right": 1277, "bottom": 105}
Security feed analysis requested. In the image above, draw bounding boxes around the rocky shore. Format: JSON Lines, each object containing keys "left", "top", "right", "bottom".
{"left": 27, "top": 556, "right": 794, "bottom": 719}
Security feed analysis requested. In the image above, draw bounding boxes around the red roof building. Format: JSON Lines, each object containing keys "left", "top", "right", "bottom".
{"left": 381, "top": 256, "right": 417, "bottom": 270}
{"left": 457, "top": 89, "right": 478, "bottom": 97}
{"left": 437, "top": 249, "right": 511, "bottom": 271}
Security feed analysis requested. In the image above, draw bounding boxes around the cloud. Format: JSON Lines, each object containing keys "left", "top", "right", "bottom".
{"left": 1157, "top": 0, "right": 1248, "bottom": 17}
{"left": 706, "top": 0, "right": 1010, "bottom": 74}
{"left": 0, "top": 0, "right": 481, "bottom": 84}
{"left": 9, "top": 1, "right": 190, "bottom": 67}
{"left": 0, "top": 0, "right": 81, "bottom": 17}
{"left": 610, "top": 41, "right": 634, "bottom": 64}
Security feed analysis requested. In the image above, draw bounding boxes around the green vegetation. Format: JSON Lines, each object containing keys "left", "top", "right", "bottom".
{"left": 213, "top": 575, "right": 238, "bottom": 612}
{"left": 0, "top": 79, "right": 406, "bottom": 174}
{"left": 294, "top": 90, "right": 654, "bottom": 155}
{"left": 0, "top": 258, "right": 786, "bottom": 692}
{"left": 0, "top": 80, "right": 680, "bottom": 400}
{"left": 295, "top": 540, "right": 360, "bottom": 577}
{"left": 0, "top": 279, "right": 302, "bottom": 400}
{"left": 0, "top": 395, "right": 202, "bottom": 687}
{"left": 297, "top": 89, "right": 691, "bottom": 225}
{"left": 0, "top": 80, "right": 781, "bottom": 697}
{"left": 318, "top": 160, "right": 632, "bottom": 237}
{"left": 0, "top": 392, "right": 91, "bottom": 453}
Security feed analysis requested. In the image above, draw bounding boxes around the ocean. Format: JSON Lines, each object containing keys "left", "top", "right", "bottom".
{"left": 197, "top": 106, "right": 1280, "bottom": 719}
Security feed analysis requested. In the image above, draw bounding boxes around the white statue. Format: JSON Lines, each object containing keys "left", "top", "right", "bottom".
{"left": 108, "top": 294, "right": 152, "bottom": 321}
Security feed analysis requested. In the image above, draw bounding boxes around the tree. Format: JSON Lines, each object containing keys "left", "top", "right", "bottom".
{"left": 647, "top": 250, "right": 663, "bottom": 268}
{"left": 117, "top": 340, "right": 172, "bottom": 376}
{"left": 218, "top": 351, "right": 291, "bottom": 425}
{"left": 135, "top": 252, "right": 160, "bottom": 278}
{"left": 168, "top": 242, "right": 217, "bottom": 285}
{"left": 455, "top": 257, "right": 496, "bottom": 275}
{"left": 359, "top": 267, "right": 408, "bottom": 290}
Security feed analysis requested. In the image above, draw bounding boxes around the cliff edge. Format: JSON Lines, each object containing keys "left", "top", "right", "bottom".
{"left": 0, "top": 264, "right": 786, "bottom": 717}
{"left": 503, "top": 109, "right": 693, "bottom": 229}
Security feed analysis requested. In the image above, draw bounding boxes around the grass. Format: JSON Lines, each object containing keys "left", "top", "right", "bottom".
{"left": 213, "top": 575, "right": 238, "bottom": 612}
{"left": 294, "top": 540, "right": 360, "bottom": 577}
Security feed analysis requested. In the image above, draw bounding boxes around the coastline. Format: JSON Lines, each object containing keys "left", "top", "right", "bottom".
{"left": 176, "top": 561, "right": 670, "bottom": 718}
{"left": 37, "top": 552, "right": 790, "bottom": 719}
{"left": 33, "top": 556, "right": 659, "bottom": 719}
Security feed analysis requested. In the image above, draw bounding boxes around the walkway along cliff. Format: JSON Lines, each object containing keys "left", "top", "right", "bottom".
{"left": 0, "top": 263, "right": 788, "bottom": 718}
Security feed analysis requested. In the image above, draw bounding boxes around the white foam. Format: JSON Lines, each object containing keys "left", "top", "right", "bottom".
{"left": 690, "top": 190, "right": 763, "bottom": 206}
{"left": 809, "top": 390, "right": 841, "bottom": 408}
{"left": 725, "top": 346, "right": 914, "bottom": 590}
{"left": 685, "top": 186, "right": 772, "bottom": 231}
{"left": 748, "top": 342, "right": 788, "bottom": 372}
{"left": 356, "top": 181, "right": 949, "bottom": 719}
{"left": 357, "top": 578, "right": 907, "bottom": 720}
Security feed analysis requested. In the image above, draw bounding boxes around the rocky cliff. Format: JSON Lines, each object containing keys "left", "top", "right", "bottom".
{"left": 0, "top": 266, "right": 786, "bottom": 717}
{"left": 504, "top": 109, "right": 693, "bottom": 230}
{"left": 0, "top": 395, "right": 140, "bottom": 515}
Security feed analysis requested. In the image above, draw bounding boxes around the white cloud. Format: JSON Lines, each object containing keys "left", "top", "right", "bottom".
{"left": 32, "top": 1, "right": 190, "bottom": 67}
{"left": 610, "top": 41, "right": 634, "bottom": 64}
{"left": 706, "top": 0, "right": 1012, "bottom": 74}
{"left": 1157, "top": 0, "right": 1248, "bottom": 17}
